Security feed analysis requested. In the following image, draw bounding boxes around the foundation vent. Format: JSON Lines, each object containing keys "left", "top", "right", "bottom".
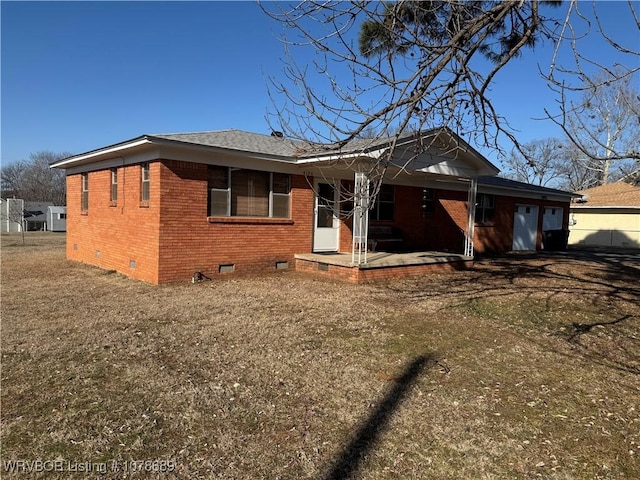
{"left": 219, "top": 264, "right": 235, "bottom": 274}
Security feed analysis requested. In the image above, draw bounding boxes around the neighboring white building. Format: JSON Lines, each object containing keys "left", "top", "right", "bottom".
{"left": 1, "top": 199, "right": 66, "bottom": 233}
{"left": 569, "top": 182, "right": 640, "bottom": 249}
{"left": 1, "top": 198, "right": 25, "bottom": 232}
{"left": 47, "top": 206, "right": 67, "bottom": 232}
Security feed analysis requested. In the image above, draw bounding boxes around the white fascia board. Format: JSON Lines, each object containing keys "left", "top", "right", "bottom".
{"left": 50, "top": 138, "right": 151, "bottom": 168}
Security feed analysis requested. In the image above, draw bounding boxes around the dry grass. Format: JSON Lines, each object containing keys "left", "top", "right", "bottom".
{"left": 1, "top": 232, "right": 639, "bottom": 479}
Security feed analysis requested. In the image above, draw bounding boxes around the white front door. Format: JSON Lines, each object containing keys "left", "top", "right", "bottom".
{"left": 512, "top": 205, "right": 539, "bottom": 251}
{"left": 313, "top": 180, "right": 339, "bottom": 252}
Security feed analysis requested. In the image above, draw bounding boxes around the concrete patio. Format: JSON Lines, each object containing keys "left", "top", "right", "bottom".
{"left": 294, "top": 251, "right": 473, "bottom": 283}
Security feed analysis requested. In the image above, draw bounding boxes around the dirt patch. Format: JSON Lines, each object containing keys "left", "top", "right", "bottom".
{"left": 2, "top": 233, "right": 639, "bottom": 479}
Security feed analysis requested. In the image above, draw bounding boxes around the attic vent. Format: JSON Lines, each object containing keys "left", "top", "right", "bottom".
{"left": 271, "top": 131, "right": 284, "bottom": 138}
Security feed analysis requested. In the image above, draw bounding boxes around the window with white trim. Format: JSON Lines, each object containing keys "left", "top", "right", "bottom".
{"left": 140, "top": 163, "right": 150, "bottom": 202}
{"left": 207, "top": 166, "right": 290, "bottom": 218}
{"left": 110, "top": 168, "right": 118, "bottom": 203}
{"left": 81, "top": 173, "right": 89, "bottom": 212}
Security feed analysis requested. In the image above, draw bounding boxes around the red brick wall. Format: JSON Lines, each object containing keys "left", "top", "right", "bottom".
{"left": 392, "top": 186, "right": 427, "bottom": 250}
{"left": 295, "top": 257, "right": 473, "bottom": 283}
{"left": 338, "top": 216, "right": 353, "bottom": 253}
{"left": 432, "top": 191, "right": 468, "bottom": 252}
{"left": 66, "top": 163, "right": 571, "bottom": 284}
{"left": 66, "top": 160, "right": 314, "bottom": 284}
{"left": 365, "top": 186, "right": 468, "bottom": 253}
{"left": 474, "top": 197, "right": 569, "bottom": 253}
{"left": 155, "top": 161, "right": 314, "bottom": 283}
{"left": 359, "top": 185, "right": 570, "bottom": 254}
{"left": 66, "top": 163, "right": 161, "bottom": 283}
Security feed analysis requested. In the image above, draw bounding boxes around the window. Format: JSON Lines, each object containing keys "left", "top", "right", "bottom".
{"left": 59, "top": 213, "right": 67, "bottom": 220}
{"left": 110, "top": 168, "right": 118, "bottom": 203}
{"left": 271, "top": 173, "right": 290, "bottom": 218}
{"left": 140, "top": 163, "right": 150, "bottom": 202}
{"left": 81, "top": 173, "right": 89, "bottom": 212}
{"left": 422, "top": 188, "right": 435, "bottom": 215}
{"left": 208, "top": 165, "right": 230, "bottom": 216}
{"left": 370, "top": 184, "right": 394, "bottom": 221}
{"left": 232, "top": 169, "right": 270, "bottom": 216}
{"left": 476, "top": 193, "right": 495, "bottom": 223}
{"left": 207, "top": 166, "right": 290, "bottom": 218}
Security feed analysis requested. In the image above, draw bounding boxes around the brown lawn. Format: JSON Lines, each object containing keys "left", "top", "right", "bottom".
{"left": 1, "top": 232, "right": 639, "bottom": 479}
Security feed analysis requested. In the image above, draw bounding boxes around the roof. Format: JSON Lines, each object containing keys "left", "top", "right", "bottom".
{"left": 573, "top": 181, "right": 640, "bottom": 208}
{"left": 478, "top": 176, "right": 578, "bottom": 199}
{"left": 47, "top": 206, "right": 66, "bottom": 213}
{"left": 150, "top": 130, "right": 305, "bottom": 159}
{"left": 22, "top": 202, "right": 51, "bottom": 222}
{"left": 49, "top": 127, "right": 498, "bottom": 176}
{"left": 123, "top": 127, "right": 488, "bottom": 159}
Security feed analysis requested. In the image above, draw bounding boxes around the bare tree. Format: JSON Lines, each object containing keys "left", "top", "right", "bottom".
{"left": 545, "top": 67, "right": 640, "bottom": 185}
{"left": 502, "top": 138, "right": 565, "bottom": 187}
{"left": 0, "top": 198, "right": 26, "bottom": 243}
{"left": 261, "top": 1, "right": 639, "bottom": 202}
{"left": 617, "top": 161, "right": 640, "bottom": 186}
{"left": 1, "top": 151, "right": 70, "bottom": 205}
{"left": 554, "top": 141, "right": 602, "bottom": 191}
{"left": 502, "top": 132, "right": 639, "bottom": 191}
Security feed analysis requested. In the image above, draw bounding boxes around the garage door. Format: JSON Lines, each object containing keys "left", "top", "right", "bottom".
{"left": 543, "top": 207, "right": 563, "bottom": 231}
{"left": 513, "top": 205, "right": 538, "bottom": 251}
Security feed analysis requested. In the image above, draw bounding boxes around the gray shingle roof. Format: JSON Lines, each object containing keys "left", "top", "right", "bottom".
{"left": 150, "top": 130, "right": 307, "bottom": 159}
{"left": 478, "top": 176, "right": 577, "bottom": 197}
{"left": 149, "top": 128, "right": 444, "bottom": 159}
{"left": 51, "top": 128, "right": 498, "bottom": 178}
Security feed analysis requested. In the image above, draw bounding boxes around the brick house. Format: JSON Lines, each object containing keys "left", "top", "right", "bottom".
{"left": 51, "top": 128, "right": 575, "bottom": 284}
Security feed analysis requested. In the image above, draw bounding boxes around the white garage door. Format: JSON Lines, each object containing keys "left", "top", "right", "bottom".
{"left": 543, "top": 207, "right": 563, "bottom": 231}
{"left": 513, "top": 205, "right": 538, "bottom": 251}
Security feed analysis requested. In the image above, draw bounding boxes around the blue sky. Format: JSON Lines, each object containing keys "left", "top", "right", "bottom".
{"left": 1, "top": 1, "right": 638, "bottom": 168}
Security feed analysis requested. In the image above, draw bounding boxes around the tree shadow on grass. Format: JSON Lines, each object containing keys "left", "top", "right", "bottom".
{"left": 554, "top": 314, "right": 640, "bottom": 376}
{"left": 566, "top": 314, "right": 634, "bottom": 343}
{"left": 383, "top": 251, "right": 639, "bottom": 376}
{"left": 321, "top": 354, "right": 436, "bottom": 480}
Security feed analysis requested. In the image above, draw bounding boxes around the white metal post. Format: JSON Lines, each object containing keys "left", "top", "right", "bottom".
{"left": 465, "top": 177, "right": 477, "bottom": 257}
{"left": 351, "top": 172, "right": 370, "bottom": 265}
